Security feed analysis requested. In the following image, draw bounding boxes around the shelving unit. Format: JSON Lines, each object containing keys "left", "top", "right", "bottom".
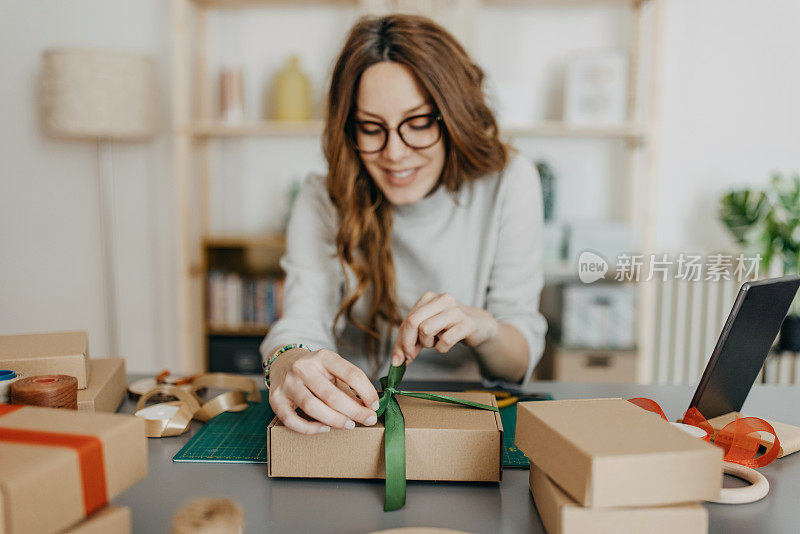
{"left": 204, "top": 234, "right": 285, "bottom": 249}
{"left": 189, "top": 119, "right": 646, "bottom": 141}
{"left": 206, "top": 324, "right": 271, "bottom": 336}
{"left": 190, "top": 120, "right": 326, "bottom": 138}
{"left": 172, "top": 0, "right": 663, "bottom": 376}
{"left": 202, "top": 234, "right": 284, "bottom": 331}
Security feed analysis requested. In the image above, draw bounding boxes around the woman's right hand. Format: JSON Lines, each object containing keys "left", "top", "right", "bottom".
{"left": 268, "top": 347, "right": 380, "bottom": 435}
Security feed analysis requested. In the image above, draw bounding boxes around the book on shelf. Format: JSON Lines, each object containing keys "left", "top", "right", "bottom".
{"left": 207, "top": 270, "right": 284, "bottom": 333}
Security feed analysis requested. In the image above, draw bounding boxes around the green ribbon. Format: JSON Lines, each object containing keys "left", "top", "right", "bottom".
{"left": 374, "top": 363, "right": 499, "bottom": 511}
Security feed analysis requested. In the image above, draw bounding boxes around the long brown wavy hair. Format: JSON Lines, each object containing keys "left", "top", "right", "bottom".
{"left": 323, "top": 14, "right": 508, "bottom": 372}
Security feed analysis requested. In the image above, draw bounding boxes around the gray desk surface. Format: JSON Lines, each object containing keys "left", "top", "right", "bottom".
{"left": 114, "top": 379, "right": 800, "bottom": 533}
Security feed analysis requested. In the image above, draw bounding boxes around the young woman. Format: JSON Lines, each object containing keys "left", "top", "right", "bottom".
{"left": 261, "top": 14, "right": 547, "bottom": 435}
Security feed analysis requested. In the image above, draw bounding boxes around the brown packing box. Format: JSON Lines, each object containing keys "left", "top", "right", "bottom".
{"left": 77, "top": 358, "right": 127, "bottom": 413}
{"left": 268, "top": 392, "right": 502, "bottom": 481}
{"left": 553, "top": 347, "right": 636, "bottom": 383}
{"left": 63, "top": 505, "right": 131, "bottom": 534}
{"left": 515, "top": 398, "right": 722, "bottom": 507}
{"left": 0, "top": 405, "right": 147, "bottom": 534}
{"left": 529, "top": 466, "right": 707, "bottom": 534}
{"left": 0, "top": 331, "right": 90, "bottom": 389}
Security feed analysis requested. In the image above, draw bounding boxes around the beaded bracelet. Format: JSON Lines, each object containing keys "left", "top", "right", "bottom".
{"left": 263, "top": 343, "right": 311, "bottom": 388}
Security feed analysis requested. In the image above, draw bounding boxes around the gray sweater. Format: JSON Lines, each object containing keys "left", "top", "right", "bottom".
{"left": 260, "top": 152, "right": 548, "bottom": 384}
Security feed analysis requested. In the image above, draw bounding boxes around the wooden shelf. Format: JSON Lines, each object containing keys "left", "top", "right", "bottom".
{"left": 543, "top": 261, "right": 629, "bottom": 283}
{"left": 191, "top": 120, "right": 324, "bottom": 137}
{"left": 192, "top": 0, "right": 645, "bottom": 9}
{"left": 192, "top": 0, "right": 356, "bottom": 8}
{"left": 485, "top": 0, "right": 645, "bottom": 6}
{"left": 543, "top": 261, "right": 578, "bottom": 283}
{"left": 206, "top": 323, "right": 271, "bottom": 336}
{"left": 202, "top": 242, "right": 621, "bottom": 282}
{"left": 503, "top": 122, "right": 645, "bottom": 141}
{"left": 188, "top": 120, "right": 645, "bottom": 141}
{"left": 204, "top": 234, "right": 286, "bottom": 249}
{"left": 203, "top": 240, "right": 580, "bottom": 282}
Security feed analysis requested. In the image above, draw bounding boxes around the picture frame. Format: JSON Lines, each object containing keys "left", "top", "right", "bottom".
{"left": 563, "top": 51, "right": 628, "bottom": 125}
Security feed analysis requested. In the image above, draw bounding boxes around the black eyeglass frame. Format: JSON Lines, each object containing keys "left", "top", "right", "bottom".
{"left": 348, "top": 112, "right": 444, "bottom": 154}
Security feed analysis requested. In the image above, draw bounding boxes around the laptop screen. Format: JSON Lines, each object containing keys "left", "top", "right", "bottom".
{"left": 689, "top": 275, "right": 800, "bottom": 419}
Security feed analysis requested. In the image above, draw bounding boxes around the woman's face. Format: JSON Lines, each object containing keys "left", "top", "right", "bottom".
{"left": 354, "top": 61, "right": 446, "bottom": 206}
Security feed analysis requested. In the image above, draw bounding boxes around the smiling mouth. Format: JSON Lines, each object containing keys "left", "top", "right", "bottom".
{"left": 384, "top": 166, "right": 421, "bottom": 184}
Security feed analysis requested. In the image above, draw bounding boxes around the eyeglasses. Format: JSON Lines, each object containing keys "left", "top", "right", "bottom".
{"left": 349, "top": 112, "right": 444, "bottom": 154}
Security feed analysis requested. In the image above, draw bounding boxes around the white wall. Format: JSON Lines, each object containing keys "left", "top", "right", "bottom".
{"left": 655, "top": 0, "right": 800, "bottom": 254}
{"left": 0, "top": 0, "right": 177, "bottom": 372}
{"left": 1, "top": 0, "right": 798, "bottom": 372}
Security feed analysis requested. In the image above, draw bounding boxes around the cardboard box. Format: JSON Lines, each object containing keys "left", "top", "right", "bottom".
{"left": 530, "top": 466, "right": 707, "bottom": 534}
{"left": 553, "top": 347, "right": 636, "bottom": 383}
{"left": 77, "top": 358, "right": 126, "bottom": 413}
{"left": 0, "top": 331, "right": 90, "bottom": 389}
{"left": 0, "top": 405, "right": 147, "bottom": 534}
{"left": 706, "top": 411, "right": 800, "bottom": 458}
{"left": 63, "top": 505, "right": 131, "bottom": 534}
{"left": 515, "top": 399, "right": 722, "bottom": 507}
{"left": 268, "top": 392, "right": 502, "bottom": 481}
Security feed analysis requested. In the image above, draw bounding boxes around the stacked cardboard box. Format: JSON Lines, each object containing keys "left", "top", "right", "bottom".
{"left": 0, "top": 331, "right": 91, "bottom": 388}
{"left": 515, "top": 398, "right": 723, "bottom": 534}
{"left": 0, "top": 405, "right": 146, "bottom": 533}
{"left": 78, "top": 358, "right": 127, "bottom": 412}
{"left": 0, "top": 332, "right": 126, "bottom": 413}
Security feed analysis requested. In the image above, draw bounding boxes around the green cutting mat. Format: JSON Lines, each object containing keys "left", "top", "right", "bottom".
{"left": 173, "top": 391, "right": 273, "bottom": 463}
{"left": 173, "top": 390, "right": 535, "bottom": 467}
{"left": 500, "top": 402, "right": 530, "bottom": 468}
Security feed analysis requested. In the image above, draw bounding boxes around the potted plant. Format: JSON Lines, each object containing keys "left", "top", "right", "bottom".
{"left": 719, "top": 172, "right": 800, "bottom": 351}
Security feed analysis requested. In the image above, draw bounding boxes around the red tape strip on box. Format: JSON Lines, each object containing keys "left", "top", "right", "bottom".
{"left": 0, "top": 404, "right": 108, "bottom": 515}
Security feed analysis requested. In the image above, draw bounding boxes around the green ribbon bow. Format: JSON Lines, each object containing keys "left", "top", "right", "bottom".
{"left": 374, "top": 363, "right": 499, "bottom": 511}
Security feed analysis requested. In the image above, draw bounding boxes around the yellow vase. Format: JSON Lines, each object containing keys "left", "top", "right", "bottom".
{"left": 272, "top": 55, "right": 311, "bottom": 121}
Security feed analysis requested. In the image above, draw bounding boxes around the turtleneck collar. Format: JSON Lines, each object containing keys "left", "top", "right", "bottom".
{"left": 391, "top": 181, "right": 454, "bottom": 223}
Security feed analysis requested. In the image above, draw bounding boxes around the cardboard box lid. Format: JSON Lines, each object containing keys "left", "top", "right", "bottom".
{"left": 77, "top": 358, "right": 126, "bottom": 413}
{"left": 268, "top": 391, "right": 503, "bottom": 481}
{"left": 0, "top": 331, "right": 89, "bottom": 360}
{"left": 529, "top": 465, "right": 708, "bottom": 534}
{"left": 515, "top": 398, "right": 722, "bottom": 507}
{"left": 396, "top": 392, "right": 503, "bottom": 431}
{"left": 0, "top": 331, "right": 90, "bottom": 388}
{"left": 0, "top": 405, "right": 146, "bottom": 534}
{"left": 269, "top": 391, "right": 502, "bottom": 432}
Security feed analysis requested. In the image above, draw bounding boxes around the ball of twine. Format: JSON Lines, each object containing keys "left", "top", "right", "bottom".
{"left": 171, "top": 498, "right": 244, "bottom": 534}
{"left": 11, "top": 374, "right": 78, "bottom": 410}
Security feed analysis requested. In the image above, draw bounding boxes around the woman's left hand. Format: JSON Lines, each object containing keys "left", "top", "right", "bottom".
{"left": 391, "top": 291, "right": 499, "bottom": 366}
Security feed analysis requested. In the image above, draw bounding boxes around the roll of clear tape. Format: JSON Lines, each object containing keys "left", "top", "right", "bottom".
{"left": 670, "top": 421, "right": 709, "bottom": 440}
{"left": 672, "top": 420, "right": 770, "bottom": 504}
{"left": 0, "top": 370, "right": 21, "bottom": 403}
{"left": 710, "top": 461, "right": 770, "bottom": 504}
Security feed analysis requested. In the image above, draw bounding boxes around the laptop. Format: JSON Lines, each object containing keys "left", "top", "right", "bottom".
{"left": 688, "top": 275, "right": 800, "bottom": 419}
